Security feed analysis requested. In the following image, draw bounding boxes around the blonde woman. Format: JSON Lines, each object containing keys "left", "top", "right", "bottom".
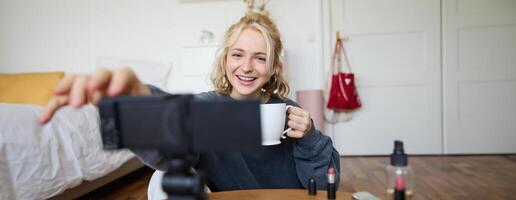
{"left": 40, "top": 12, "right": 340, "bottom": 191}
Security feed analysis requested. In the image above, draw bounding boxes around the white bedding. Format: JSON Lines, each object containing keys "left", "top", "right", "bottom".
{"left": 0, "top": 103, "right": 134, "bottom": 200}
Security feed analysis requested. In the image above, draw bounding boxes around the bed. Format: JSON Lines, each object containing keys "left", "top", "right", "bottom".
{"left": 0, "top": 58, "right": 173, "bottom": 199}
{"left": 0, "top": 103, "right": 142, "bottom": 199}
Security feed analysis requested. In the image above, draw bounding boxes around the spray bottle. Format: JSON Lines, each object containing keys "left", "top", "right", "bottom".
{"left": 386, "top": 140, "right": 413, "bottom": 200}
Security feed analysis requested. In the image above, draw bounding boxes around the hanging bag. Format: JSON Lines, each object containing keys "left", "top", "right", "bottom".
{"left": 326, "top": 38, "right": 362, "bottom": 111}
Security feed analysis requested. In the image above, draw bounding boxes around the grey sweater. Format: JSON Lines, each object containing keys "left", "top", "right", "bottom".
{"left": 133, "top": 87, "right": 340, "bottom": 191}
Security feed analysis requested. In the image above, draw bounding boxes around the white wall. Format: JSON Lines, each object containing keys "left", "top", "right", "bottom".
{"left": 0, "top": 0, "right": 324, "bottom": 95}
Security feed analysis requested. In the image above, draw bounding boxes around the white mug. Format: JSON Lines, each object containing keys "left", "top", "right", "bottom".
{"left": 260, "top": 103, "right": 293, "bottom": 146}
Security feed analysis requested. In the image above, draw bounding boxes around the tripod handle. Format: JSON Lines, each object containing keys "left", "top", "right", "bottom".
{"left": 162, "top": 158, "right": 207, "bottom": 200}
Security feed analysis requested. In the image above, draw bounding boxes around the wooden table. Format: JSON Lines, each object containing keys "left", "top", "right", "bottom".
{"left": 209, "top": 189, "right": 353, "bottom": 200}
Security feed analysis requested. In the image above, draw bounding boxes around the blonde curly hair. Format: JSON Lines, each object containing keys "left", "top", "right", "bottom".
{"left": 210, "top": 12, "right": 289, "bottom": 99}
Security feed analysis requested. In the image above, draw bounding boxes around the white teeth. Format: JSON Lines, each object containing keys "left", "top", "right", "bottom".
{"left": 237, "top": 75, "right": 256, "bottom": 81}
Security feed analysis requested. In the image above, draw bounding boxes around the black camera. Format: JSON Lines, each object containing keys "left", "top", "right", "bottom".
{"left": 98, "top": 94, "right": 262, "bottom": 153}
{"left": 98, "top": 94, "right": 263, "bottom": 200}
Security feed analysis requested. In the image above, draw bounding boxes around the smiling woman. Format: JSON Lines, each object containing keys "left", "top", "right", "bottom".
{"left": 137, "top": 12, "right": 340, "bottom": 193}
{"left": 225, "top": 28, "right": 271, "bottom": 99}
{"left": 210, "top": 12, "right": 289, "bottom": 102}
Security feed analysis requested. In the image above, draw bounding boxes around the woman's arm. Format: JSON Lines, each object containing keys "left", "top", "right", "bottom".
{"left": 293, "top": 125, "right": 341, "bottom": 189}
{"left": 286, "top": 100, "right": 341, "bottom": 189}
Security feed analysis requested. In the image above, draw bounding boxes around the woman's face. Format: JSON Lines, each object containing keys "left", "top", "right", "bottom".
{"left": 226, "top": 28, "right": 271, "bottom": 100}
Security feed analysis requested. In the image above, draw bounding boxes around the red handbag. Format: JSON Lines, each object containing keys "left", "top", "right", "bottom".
{"left": 326, "top": 38, "right": 362, "bottom": 110}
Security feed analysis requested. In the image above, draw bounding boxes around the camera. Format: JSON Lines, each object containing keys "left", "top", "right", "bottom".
{"left": 98, "top": 94, "right": 262, "bottom": 153}
{"left": 98, "top": 94, "right": 263, "bottom": 200}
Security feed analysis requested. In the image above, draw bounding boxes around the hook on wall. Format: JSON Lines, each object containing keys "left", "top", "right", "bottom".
{"left": 336, "top": 31, "right": 350, "bottom": 42}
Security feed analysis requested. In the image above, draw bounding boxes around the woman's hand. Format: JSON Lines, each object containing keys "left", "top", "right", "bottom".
{"left": 285, "top": 106, "right": 312, "bottom": 138}
{"left": 39, "top": 67, "right": 151, "bottom": 124}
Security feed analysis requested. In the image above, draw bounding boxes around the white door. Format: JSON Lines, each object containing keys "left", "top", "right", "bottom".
{"left": 443, "top": 0, "right": 516, "bottom": 154}
{"left": 327, "top": 0, "right": 442, "bottom": 155}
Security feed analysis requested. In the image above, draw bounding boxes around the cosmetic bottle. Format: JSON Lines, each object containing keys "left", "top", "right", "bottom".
{"left": 308, "top": 178, "right": 316, "bottom": 195}
{"left": 327, "top": 167, "right": 336, "bottom": 199}
{"left": 386, "top": 140, "right": 413, "bottom": 200}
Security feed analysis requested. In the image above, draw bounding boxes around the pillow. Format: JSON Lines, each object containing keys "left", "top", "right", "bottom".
{"left": 95, "top": 57, "right": 172, "bottom": 91}
{"left": 0, "top": 72, "right": 64, "bottom": 106}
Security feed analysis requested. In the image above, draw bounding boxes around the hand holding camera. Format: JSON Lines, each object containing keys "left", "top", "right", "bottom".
{"left": 39, "top": 67, "right": 150, "bottom": 124}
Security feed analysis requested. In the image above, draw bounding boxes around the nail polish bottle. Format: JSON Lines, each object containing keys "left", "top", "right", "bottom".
{"left": 308, "top": 178, "right": 316, "bottom": 195}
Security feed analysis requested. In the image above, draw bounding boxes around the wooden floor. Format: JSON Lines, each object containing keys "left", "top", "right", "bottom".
{"left": 79, "top": 155, "right": 516, "bottom": 200}
{"left": 78, "top": 167, "right": 154, "bottom": 200}
{"left": 340, "top": 155, "right": 516, "bottom": 200}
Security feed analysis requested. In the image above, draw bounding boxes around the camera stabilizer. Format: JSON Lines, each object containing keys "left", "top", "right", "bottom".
{"left": 98, "top": 94, "right": 262, "bottom": 200}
